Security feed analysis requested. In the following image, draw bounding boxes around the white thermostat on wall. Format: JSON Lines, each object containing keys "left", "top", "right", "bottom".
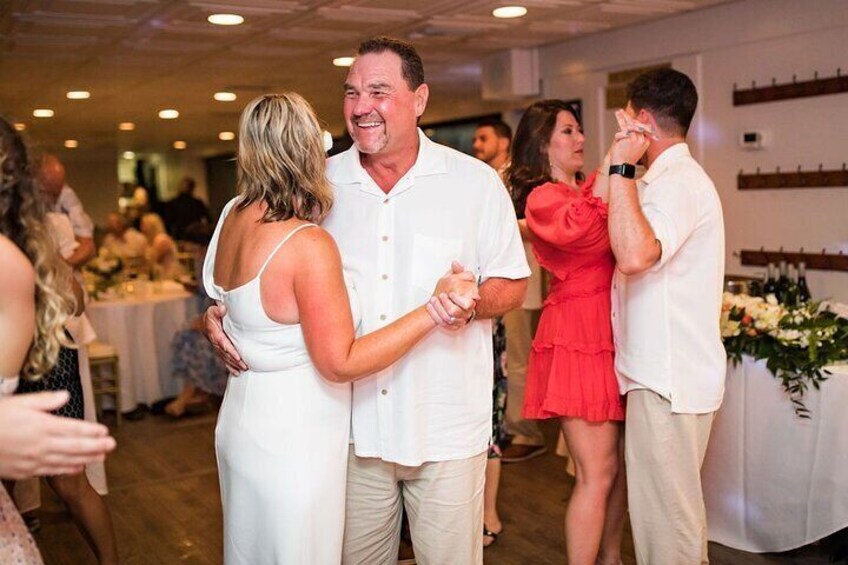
{"left": 739, "top": 131, "right": 764, "bottom": 150}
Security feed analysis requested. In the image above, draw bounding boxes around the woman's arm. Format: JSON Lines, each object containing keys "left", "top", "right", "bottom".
{"left": 0, "top": 238, "right": 36, "bottom": 378}
{"left": 294, "top": 229, "right": 473, "bottom": 383}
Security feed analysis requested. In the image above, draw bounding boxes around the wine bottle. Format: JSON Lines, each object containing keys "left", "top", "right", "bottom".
{"left": 796, "top": 261, "right": 812, "bottom": 303}
{"left": 763, "top": 262, "right": 778, "bottom": 298}
{"left": 776, "top": 260, "right": 790, "bottom": 303}
{"left": 785, "top": 264, "right": 798, "bottom": 307}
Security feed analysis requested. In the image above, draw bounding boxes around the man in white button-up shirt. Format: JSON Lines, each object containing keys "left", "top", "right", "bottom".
{"left": 205, "top": 37, "right": 529, "bottom": 564}
{"left": 606, "top": 69, "right": 725, "bottom": 564}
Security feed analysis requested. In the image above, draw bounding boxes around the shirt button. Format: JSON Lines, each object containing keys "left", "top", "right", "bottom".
{"left": 382, "top": 236, "right": 388, "bottom": 242}
{"left": 381, "top": 389, "right": 388, "bottom": 396}
{"left": 383, "top": 199, "right": 389, "bottom": 204}
{"left": 380, "top": 314, "right": 387, "bottom": 321}
{"left": 382, "top": 274, "right": 388, "bottom": 280}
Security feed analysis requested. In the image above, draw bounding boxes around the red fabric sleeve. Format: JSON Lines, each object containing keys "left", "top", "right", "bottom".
{"left": 525, "top": 174, "right": 608, "bottom": 254}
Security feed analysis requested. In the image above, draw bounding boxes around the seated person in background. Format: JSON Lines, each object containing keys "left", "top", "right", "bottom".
{"left": 163, "top": 315, "right": 228, "bottom": 418}
{"left": 164, "top": 226, "right": 226, "bottom": 418}
{"left": 140, "top": 213, "right": 181, "bottom": 279}
{"left": 102, "top": 212, "right": 147, "bottom": 261}
{"left": 162, "top": 177, "right": 210, "bottom": 241}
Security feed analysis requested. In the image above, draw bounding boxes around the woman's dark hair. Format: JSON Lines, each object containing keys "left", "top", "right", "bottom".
{"left": 505, "top": 100, "right": 581, "bottom": 219}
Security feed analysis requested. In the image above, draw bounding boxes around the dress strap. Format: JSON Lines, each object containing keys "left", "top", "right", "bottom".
{"left": 256, "top": 223, "right": 318, "bottom": 277}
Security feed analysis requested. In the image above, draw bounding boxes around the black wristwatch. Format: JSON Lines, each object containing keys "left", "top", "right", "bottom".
{"left": 609, "top": 163, "right": 636, "bottom": 179}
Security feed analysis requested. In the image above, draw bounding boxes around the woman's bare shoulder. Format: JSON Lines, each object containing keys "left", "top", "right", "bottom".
{"left": 0, "top": 235, "right": 35, "bottom": 293}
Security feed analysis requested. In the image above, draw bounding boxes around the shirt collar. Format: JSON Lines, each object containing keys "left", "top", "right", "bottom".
{"left": 640, "top": 142, "right": 691, "bottom": 185}
{"left": 328, "top": 128, "right": 448, "bottom": 188}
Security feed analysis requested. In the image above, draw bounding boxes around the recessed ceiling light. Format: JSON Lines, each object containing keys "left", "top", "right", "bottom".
{"left": 492, "top": 6, "right": 527, "bottom": 18}
{"left": 173, "top": 141, "right": 187, "bottom": 150}
{"left": 64, "top": 140, "right": 79, "bottom": 148}
{"left": 118, "top": 122, "right": 136, "bottom": 131}
{"left": 214, "top": 92, "right": 237, "bottom": 102}
{"left": 208, "top": 13, "right": 244, "bottom": 26}
{"left": 33, "top": 109, "right": 54, "bottom": 118}
{"left": 122, "top": 151, "right": 136, "bottom": 160}
{"left": 66, "top": 91, "right": 90, "bottom": 100}
{"left": 218, "top": 131, "right": 236, "bottom": 141}
{"left": 333, "top": 56, "right": 355, "bottom": 67}
{"left": 158, "top": 109, "right": 179, "bottom": 119}
{"left": 13, "top": 123, "right": 26, "bottom": 131}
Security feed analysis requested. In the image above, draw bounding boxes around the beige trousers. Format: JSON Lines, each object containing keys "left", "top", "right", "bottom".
{"left": 342, "top": 451, "right": 486, "bottom": 565}
{"left": 503, "top": 308, "right": 545, "bottom": 446}
{"left": 625, "top": 390, "right": 716, "bottom": 565}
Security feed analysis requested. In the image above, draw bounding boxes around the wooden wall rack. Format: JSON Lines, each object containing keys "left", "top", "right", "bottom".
{"left": 739, "top": 248, "right": 848, "bottom": 272}
{"left": 737, "top": 165, "right": 848, "bottom": 190}
{"left": 733, "top": 69, "right": 848, "bottom": 106}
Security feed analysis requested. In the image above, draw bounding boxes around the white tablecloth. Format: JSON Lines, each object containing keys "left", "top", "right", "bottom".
{"left": 86, "top": 291, "right": 199, "bottom": 410}
{"left": 703, "top": 357, "right": 848, "bottom": 552}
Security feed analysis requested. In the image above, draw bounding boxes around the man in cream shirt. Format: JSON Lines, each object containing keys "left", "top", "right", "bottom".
{"left": 606, "top": 68, "right": 725, "bottom": 564}
{"left": 205, "top": 37, "right": 529, "bottom": 564}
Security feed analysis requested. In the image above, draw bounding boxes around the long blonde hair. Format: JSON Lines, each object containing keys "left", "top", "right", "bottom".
{"left": 236, "top": 93, "right": 333, "bottom": 223}
{"left": 0, "top": 120, "right": 75, "bottom": 378}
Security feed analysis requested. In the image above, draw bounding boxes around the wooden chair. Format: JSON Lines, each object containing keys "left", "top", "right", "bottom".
{"left": 87, "top": 341, "right": 122, "bottom": 429}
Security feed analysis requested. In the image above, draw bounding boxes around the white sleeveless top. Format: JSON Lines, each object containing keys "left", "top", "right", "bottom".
{"left": 203, "top": 197, "right": 360, "bottom": 374}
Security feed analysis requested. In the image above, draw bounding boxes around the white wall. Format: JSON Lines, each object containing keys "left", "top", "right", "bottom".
{"left": 538, "top": 0, "right": 848, "bottom": 301}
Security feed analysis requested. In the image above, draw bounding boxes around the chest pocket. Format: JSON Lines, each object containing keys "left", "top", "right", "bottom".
{"left": 411, "top": 234, "right": 464, "bottom": 293}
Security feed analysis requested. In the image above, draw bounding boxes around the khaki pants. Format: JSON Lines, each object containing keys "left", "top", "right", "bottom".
{"left": 503, "top": 308, "right": 544, "bottom": 446}
{"left": 625, "top": 390, "right": 716, "bottom": 565}
{"left": 342, "top": 451, "right": 486, "bottom": 565}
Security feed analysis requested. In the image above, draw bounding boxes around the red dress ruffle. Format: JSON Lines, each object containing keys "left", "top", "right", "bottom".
{"left": 522, "top": 173, "right": 625, "bottom": 422}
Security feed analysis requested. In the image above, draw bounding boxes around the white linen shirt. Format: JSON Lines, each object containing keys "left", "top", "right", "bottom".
{"left": 612, "top": 143, "right": 726, "bottom": 414}
{"left": 324, "top": 129, "right": 530, "bottom": 466}
{"left": 54, "top": 185, "right": 94, "bottom": 239}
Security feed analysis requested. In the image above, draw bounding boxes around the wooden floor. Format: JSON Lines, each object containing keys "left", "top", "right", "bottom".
{"left": 32, "top": 412, "right": 831, "bottom": 564}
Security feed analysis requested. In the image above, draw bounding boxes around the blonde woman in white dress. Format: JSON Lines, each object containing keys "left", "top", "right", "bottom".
{"left": 204, "top": 93, "right": 478, "bottom": 564}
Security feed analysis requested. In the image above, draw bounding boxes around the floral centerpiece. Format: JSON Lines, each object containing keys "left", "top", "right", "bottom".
{"left": 721, "top": 292, "right": 848, "bottom": 417}
{"left": 85, "top": 248, "right": 123, "bottom": 298}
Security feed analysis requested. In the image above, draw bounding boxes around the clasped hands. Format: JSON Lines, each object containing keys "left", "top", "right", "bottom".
{"left": 609, "top": 109, "right": 657, "bottom": 166}
{"left": 426, "top": 261, "right": 480, "bottom": 332}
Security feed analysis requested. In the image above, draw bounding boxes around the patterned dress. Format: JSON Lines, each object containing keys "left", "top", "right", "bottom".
{"left": 488, "top": 317, "right": 508, "bottom": 459}
{"left": 0, "top": 376, "right": 44, "bottom": 564}
{"left": 16, "top": 346, "right": 84, "bottom": 419}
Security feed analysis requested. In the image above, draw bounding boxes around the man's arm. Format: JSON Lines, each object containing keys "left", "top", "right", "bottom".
{"left": 475, "top": 277, "right": 527, "bottom": 319}
{"left": 65, "top": 237, "right": 95, "bottom": 267}
{"left": 608, "top": 176, "right": 661, "bottom": 275}
{"left": 607, "top": 111, "right": 661, "bottom": 275}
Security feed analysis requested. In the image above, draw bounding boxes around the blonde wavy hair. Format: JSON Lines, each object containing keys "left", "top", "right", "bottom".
{"left": 236, "top": 93, "right": 333, "bottom": 223}
{"left": 0, "top": 119, "right": 75, "bottom": 378}
{"left": 140, "top": 212, "right": 167, "bottom": 241}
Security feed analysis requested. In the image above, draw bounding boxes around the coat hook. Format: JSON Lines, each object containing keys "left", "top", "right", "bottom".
{"left": 756, "top": 166, "right": 761, "bottom": 175}
{"left": 792, "top": 74, "right": 797, "bottom": 83}
{"left": 771, "top": 77, "right": 776, "bottom": 86}
{"left": 751, "top": 80, "right": 756, "bottom": 89}
{"left": 822, "top": 248, "right": 827, "bottom": 255}
{"left": 797, "top": 165, "right": 802, "bottom": 173}
{"left": 776, "top": 166, "right": 781, "bottom": 174}
{"left": 799, "top": 247, "right": 805, "bottom": 254}
{"left": 738, "top": 168, "right": 743, "bottom": 176}
{"left": 838, "top": 68, "right": 842, "bottom": 77}
{"left": 818, "top": 163, "right": 823, "bottom": 172}
{"left": 733, "top": 82, "right": 737, "bottom": 91}
{"left": 814, "top": 70, "right": 819, "bottom": 80}
{"left": 843, "top": 162, "right": 846, "bottom": 171}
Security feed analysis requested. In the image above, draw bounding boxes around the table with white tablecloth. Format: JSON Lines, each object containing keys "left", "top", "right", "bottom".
{"left": 86, "top": 290, "right": 200, "bottom": 411}
{"left": 702, "top": 357, "right": 848, "bottom": 553}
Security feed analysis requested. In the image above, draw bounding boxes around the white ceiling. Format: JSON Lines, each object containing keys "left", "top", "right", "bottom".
{"left": 1, "top": 0, "right": 732, "bottom": 156}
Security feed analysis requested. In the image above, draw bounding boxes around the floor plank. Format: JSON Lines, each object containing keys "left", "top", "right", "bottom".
{"left": 30, "top": 411, "right": 831, "bottom": 564}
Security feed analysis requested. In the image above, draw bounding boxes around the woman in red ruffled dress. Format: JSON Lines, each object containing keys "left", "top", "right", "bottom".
{"left": 506, "top": 100, "right": 626, "bottom": 565}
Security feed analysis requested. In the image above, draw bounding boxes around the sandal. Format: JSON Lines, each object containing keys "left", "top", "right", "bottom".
{"left": 483, "top": 525, "right": 501, "bottom": 548}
